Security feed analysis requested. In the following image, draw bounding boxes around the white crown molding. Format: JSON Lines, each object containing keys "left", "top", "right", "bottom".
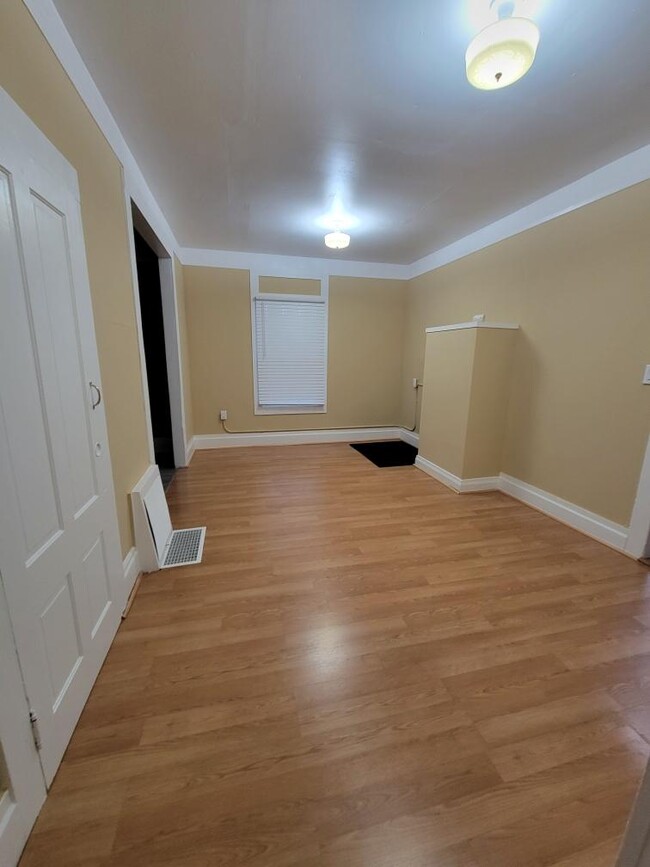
{"left": 23, "top": 0, "right": 650, "bottom": 283}
{"left": 181, "top": 142, "right": 650, "bottom": 280}
{"left": 178, "top": 247, "right": 410, "bottom": 280}
{"left": 406, "top": 143, "right": 650, "bottom": 279}
{"left": 22, "top": 0, "right": 180, "bottom": 257}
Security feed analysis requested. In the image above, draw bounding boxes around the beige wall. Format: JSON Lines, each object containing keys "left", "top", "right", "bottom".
{"left": 259, "top": 276, "right": 321, "bottom": 295}
{"left": 3, "top": 0, "right": 647, "bottom": 536}
{"left": 418, "top": 327, "right": 517, "bottom": 479}
{"left": 0, "top": 0, "right": 150, "bottom": 556}
{"left": 401, "top": 181, "right": 650, "bottom": 526}
{"left": 184, "top": 267, "right": 406, "bottom": 433}
{"left": 174, "top": 255, "right": 194, "bottom": 442}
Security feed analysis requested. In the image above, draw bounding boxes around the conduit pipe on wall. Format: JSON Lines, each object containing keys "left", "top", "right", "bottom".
{"left": 220, "top": 384, "right": 423, "bottom": 436}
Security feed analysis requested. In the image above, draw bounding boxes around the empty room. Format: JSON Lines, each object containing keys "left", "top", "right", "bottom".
{"left": 2, "top": 1, "right": 650, "bottom": 865}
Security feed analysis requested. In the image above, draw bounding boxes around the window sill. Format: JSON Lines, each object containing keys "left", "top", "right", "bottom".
{"left": 254, "top": 405, "right": 326, "bottom": 416}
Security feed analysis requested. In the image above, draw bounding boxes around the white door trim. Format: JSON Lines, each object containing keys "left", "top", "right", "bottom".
{"left": 123, "top": 183, "right": 155, "bottom": 466}
{"left": 159, "top": 257, "right": 187, "bottom": 466}
{"left": 124, "top": 186, "right": 188, "bottom": 468}
{"left": 627, "top": 434, "right": 650, "bottom": 560}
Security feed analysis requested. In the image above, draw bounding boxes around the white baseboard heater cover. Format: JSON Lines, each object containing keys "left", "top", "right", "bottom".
{"left": 131, "top": 465, "right": 206, "bottom": 571}
{"left": 161, "top": 527, "right": 206, "bottom": 568}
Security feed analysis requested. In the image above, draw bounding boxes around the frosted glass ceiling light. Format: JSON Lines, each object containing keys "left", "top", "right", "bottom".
{"left": 466, "top": 17, "right": 540, "bottom": 90}
{"left": 324, "top": 230, "right": 350, "bottom": 250}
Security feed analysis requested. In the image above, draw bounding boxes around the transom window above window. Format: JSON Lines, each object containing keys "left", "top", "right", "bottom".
{"left": 252, "top": 283, "right": 328, "bottom": 415}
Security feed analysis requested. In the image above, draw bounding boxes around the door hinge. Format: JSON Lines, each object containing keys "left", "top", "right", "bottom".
{"left": 29, "top": 709, "right": 41, "bottom": 751}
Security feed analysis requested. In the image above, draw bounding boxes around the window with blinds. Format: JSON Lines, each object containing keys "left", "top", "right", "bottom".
{"left": 253, "top": 297, "right": 327, "bottom": 411}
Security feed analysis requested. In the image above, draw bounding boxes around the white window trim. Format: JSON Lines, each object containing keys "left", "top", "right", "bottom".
{"left": 250, "top": 270, "right": 329, "bottom": 416}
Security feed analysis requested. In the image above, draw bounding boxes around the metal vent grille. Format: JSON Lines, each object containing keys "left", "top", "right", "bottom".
{"left": 161, "top": 527, "right": 206, "bottom": 569}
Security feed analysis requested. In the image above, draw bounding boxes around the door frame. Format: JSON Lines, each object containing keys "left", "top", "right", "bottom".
{"left": 0, "top": 572, "right": 47, "bottom": 867}
{"left": 627, "top": 434, "right": 650, "bottom": 560}
{"left": 123, "top": 186, "right": 188, "bottom": 468}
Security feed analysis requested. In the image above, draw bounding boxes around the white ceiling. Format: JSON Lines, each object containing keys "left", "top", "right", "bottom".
{"left": 52, "top": 0, "right": 650, "bottom": 264}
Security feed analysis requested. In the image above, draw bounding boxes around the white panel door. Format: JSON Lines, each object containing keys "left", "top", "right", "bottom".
{"left": 0, "top": 86, "right": 124, "bottom": 803}
{"left": 0, "top": 573, "right": 47, "bottom": 867}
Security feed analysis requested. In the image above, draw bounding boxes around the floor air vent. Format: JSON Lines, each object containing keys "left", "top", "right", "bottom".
{"left": 131, "top": 466, "right": 207, "bottom": 572}
{"left": 161, "top": 527, "right": 206, "bottom": 568}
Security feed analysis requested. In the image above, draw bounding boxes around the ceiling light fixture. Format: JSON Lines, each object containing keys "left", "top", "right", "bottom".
{"left": 324, "top": 229, "right": 350, "bottom": 250}
{"left": 466, "top": 16, "right": 540, "bottom": 90}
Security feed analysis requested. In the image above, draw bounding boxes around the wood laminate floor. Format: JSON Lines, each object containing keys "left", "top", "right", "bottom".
{"left": 20, "top": 444, "right": 650, "bottom": 867}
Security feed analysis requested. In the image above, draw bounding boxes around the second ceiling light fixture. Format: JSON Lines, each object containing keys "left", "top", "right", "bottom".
{"left": 322, "top": 2, "right": 542, "bottom": 251}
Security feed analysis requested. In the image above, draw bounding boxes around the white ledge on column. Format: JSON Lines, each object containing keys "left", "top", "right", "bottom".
{"left": 425, "top": 322, "right": 520, "bottom": 333}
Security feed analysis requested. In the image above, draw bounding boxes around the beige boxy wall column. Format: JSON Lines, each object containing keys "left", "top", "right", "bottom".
{"left": 464, "top": 327, "right": 518, "bottom": 479}
{"left": 183, "top": 267, "right": 407, "bottom": 433}
{"left": 419, "top": 328, "right": 475, "bottom": 478}
{"left": 418, "top": 324, "right": 517, "bottom": 481}
{"left": 401, "top": 181, "right": 650, "bottom": 527}
{"left": 0, "top": 0, "right": 151, "bottom": 556}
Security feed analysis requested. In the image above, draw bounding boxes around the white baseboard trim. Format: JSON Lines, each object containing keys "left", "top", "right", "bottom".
{"left": 461, "top": 475, "right": 502, "bottom": 493}
{"left": 414, "top": 460, "right": 629, "bottom": 551}
{"left": 499, "top": 474, "right": 629, "bottom": 552}
{"left": 398, "top": 428, "right": 419, "bottom": 447}
{"left": 192, "top": 426, "right": 409, "bottom": 449}
{"left": 185, "top": 436, "right": 196, "bottom": 465}
{"left": 122, "top": 546, "right": 140, "bottom": 593}
{"left": 414, "top": 455, "right": 500, "bottom": 493}
{"left": 414, "top": 455, "right": 463, "bottom": 492}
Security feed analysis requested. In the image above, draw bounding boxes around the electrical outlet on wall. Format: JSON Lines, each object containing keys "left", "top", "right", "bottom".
{"left": 643, "top": 365, "right": 650, "bottom": 385}
{"left": 220, "top": 409, "right": 228, "bottom": 420}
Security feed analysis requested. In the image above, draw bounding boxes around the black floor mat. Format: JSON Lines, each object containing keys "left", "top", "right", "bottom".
{"left": 351, "top": 440, "right": 418, "bottom": 468}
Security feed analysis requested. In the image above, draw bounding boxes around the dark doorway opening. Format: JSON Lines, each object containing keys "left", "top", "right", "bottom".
{"left": 133, "top": 228, "right": 175, "bottom": 488}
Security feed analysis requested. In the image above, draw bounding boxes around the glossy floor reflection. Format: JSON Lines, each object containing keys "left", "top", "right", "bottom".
{"left": 20, "top": 444, "right": 650, "bottom": 866}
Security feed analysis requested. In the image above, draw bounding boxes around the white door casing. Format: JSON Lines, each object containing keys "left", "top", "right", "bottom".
{"left": 0, "top": 82, "right": 124, "bottom": 821}
{"left": 125, "top": 196, "right": 188, "bottom": 469}
{"left": 0, "top": 574, "right": 47, "bottom": 867}
{"left": 627, "top": 433, "right": 650, "bottom": 560}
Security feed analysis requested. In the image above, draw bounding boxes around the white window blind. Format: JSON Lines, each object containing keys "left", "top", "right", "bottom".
{"left": 254, "top": 297, "right": 327, "bottom": 409}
